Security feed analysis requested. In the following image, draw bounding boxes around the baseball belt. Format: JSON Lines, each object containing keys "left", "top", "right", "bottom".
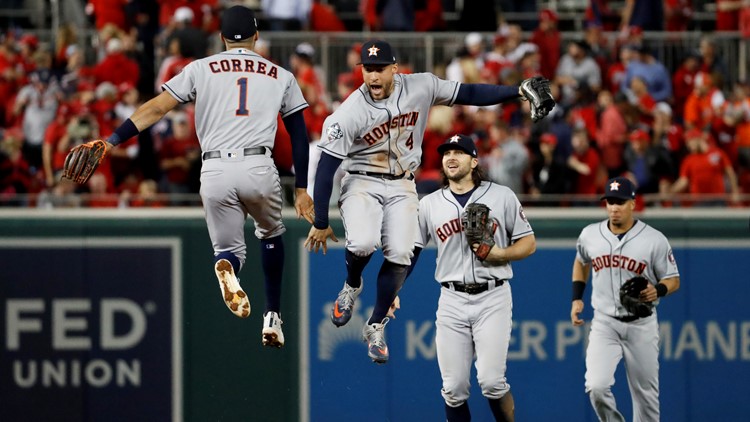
{"left": 613, "top": 315, "right": 642, "bottom": 323}
{"left": 441, "top": 279, "right": 506, "bottom": 295}
{"left": 347, "top": 170, "right": 415, "bottom": 181}
{"left": 202, "top": 147, "right": 267, "bottom": 161}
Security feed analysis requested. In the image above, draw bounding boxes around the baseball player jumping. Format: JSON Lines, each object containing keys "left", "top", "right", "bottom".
{"left": 571, "top": 176, "right": 680, "bottom": 421}
{"left": 304, "top": 39, "right": 554, "bottom": 364}
{"left": 63, "top": 6, "right": 314, "bottom": 348}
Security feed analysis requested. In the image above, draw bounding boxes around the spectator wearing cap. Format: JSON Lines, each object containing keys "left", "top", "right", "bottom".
{"left": 683, "top": 71, "right": 725, "bottom": 132}
{"left": 446, "top": 33, "right": 486, "bottom": 84}
{"left": 554, "top": 40, "right": 602, "bottom": 105}
{"left": 290, "top": 42, "right": 329, "bottom": 142}
{"left": 337, "top": 44, "right": 365, "bottom": 101}
{"left": 503, "top": 24, "right": 539, "bottom": 66}
{"left": 12, "top": 69, "right": 61, "bottom": 170}
{"left": 652, "top": 102, "right": 686, "bottom": 166}
{"left": 530, "top": 9, "right": 561, "bottom": 80}
{"left": 670, "top": 128, "right": 740, "bottom": 205}
{"left": 261, "top": 0, "right": 311, "bottom": 30}
{"left": 620, "top": 0, "right": 663, "bottom": 32}
{"left": 529, "top": 132, "right": 569, "bottom": 202}
{"left": 90, "top": 37, "right": 140, "bottom": 87}
{"left": 164, "top": 6, "right": 209, "bottom": 59}
{"left": 623, "top": 128, "right": 676, "bottom": 196}
{"left": 595, "top": 89, "right": 628, "bottom": 178}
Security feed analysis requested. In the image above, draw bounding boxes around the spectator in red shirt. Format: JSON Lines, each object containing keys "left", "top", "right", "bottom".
{"left": 595, "top": 89, "right": 628, "bottom": 178}
{"left": 42, "top": 103, "right": 74, "bottom": 187}
{"left": 158, "top": 111, "right": 200, "bottom": 195}
{"left": 567, "top": 128, "right": 605, "bottom": 204}
{"left": 0, "top": 127, "right": 32, "bottom": 198}
{"left": 683, "top": 71, "right": 725, "bottom": 131}
{"left": 86, "top": 0, "right": 130, "bottom": 31}
{"left": 716, "top": 0, "right": 745, "bottom": 31}
{"left": 309, "top": 0, "right": 347, "bottom": 31}
{"left": 90, "top": 38, "right": 140, "bottom": 87}
{"left": 530, "top": 9, "right": 561, "bottom": 80}
{"left": 670, "top": 129, "right": 740, "bottom": 204}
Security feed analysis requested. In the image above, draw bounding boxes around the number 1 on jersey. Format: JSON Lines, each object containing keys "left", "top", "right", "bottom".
{"left": 236, "top": 77, "right": 250, "bottom": 116}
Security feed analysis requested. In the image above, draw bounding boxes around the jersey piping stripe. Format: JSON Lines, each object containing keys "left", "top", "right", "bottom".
{"left": 447, "top": 81, "right": 460, "bottom": 106}
{"left": 281, "top": 102, "right": 309, "bottom": 118}
{"left": 162, "top": 83, "right": 188, "bottom": 103}
{"left": 317, "top": 145, "right": 347, "bottom": 159}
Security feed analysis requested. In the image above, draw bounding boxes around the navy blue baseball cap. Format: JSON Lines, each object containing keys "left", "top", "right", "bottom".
{"left": 358, "top": 40, "right": 396, "bottom": 65}
{"left": 601, "top": 177, "right": 636, "bottom": 201}
{"left": 437, "top": 134, "right": 478, "bottom": 157}
{"left": 221, "top": 6, "right": 258, "bottom": 41}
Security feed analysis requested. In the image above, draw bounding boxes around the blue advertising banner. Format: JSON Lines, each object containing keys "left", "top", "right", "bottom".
{"left": 0, "top": 238, "right": 182, "bottom": 422}
{"left": 303, "top": 240, "right": 750, "bottom": 422}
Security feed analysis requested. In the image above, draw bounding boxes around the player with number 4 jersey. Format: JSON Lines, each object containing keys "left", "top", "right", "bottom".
{"left": 305, "top": 39, "right": 554, "bottom": 364}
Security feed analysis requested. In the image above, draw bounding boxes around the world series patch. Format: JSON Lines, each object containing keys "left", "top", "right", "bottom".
{"left": 327, "top": 123, "right": 343, "bottom": 141}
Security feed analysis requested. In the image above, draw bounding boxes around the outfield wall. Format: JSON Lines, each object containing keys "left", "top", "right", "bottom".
{"left": 0, "top": 209, "right": 748, "bottom": 421}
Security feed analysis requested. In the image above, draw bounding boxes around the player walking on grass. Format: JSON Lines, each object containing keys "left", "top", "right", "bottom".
{"left": 64, "top": 6, "right": 314, "bottom": 348}
{"left": 571, "top": 176, "right": 680, "bottom": 421}
{"left": 409, "top": 134, "right": 535, "bottom": 421}
{"left": 304, "top": 39, "right": 554, "bottom": 364}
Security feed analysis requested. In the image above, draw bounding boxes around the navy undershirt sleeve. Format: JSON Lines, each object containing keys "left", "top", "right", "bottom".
{"left": 313, "top": 152, "right": 343, "bottom": 229}
{"left": 406, "top": 246, "right": 423, "bottom": 279}
{"left": 455, "top": 83, "right": 521, "bottom": 106}
{"left": 281, "top": 110, "right": 310, "bottom": 189}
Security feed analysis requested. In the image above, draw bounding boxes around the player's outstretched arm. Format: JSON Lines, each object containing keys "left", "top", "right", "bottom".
{"left": 304, "top": 152, "right": 343, "bottom": 254}
{"left": 304, "top": 225, "right": 338, "bottom": 254}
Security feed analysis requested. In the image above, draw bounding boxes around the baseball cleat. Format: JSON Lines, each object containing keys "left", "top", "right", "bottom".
{"left": 362, "top": 317, "right": 390, "bottom": 364}
{"left": 214, "top": 259, "right": 250, "bottom": 318}
{"left": 331, "top": 279, "right": 363, "bottom": 327}
{"left": 262, "top": 311, "right": 285, "bottom": 348}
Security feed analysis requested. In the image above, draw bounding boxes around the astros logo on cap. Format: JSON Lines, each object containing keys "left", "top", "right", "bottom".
{"left": 450, "top": 135, "right": 460, "bottom": 143}
{"left": 609, "top": 181, "right": 620, "bottom": 191}
{"left": 368, "top": 46, "right": 380, "bottom": 57}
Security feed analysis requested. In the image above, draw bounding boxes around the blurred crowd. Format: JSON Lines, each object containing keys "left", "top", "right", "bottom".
{"left": 1, "top": 0, "right": 749, "bottom": 208}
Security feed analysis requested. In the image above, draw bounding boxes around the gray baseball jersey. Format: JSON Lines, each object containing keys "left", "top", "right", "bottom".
{"left": 575, "top": 219, "right": 679, "bottom": 317}
{"left": 162, "top": 47, "right": 308, "bottom": 263}
{"left": 163, "top": 48, "right": 308, "bottom": 152}
{"left": 575, "top": 219, "right": 679, "bottom": 422}
{"left": 416, "top": 180, "right": 533, "bottom": 407}
{"left": 416, "top": 181, "right": 534, "bottom": 284}
{"left": 318, "top": 72, "right": 459, "bottom": 174}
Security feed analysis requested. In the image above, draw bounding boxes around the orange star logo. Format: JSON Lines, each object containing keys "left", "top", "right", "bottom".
{"left": 450, "top": 135, "right": 460, "bottom": 143}
{"left": 368, "top": 46, "right": 380, "bottom": 57}
{"left": 609, "top": 181, "right": 621, "bottom": 191}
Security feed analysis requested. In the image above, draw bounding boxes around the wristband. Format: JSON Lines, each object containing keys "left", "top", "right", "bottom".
{"left": 572, "top": 280, "right": 586, "bottom": 301}
{"left": 655, "top": 283, "right": 668, "bottom": 298}
{"left": 107, "top": 118, "right": 139, "bottom": 146}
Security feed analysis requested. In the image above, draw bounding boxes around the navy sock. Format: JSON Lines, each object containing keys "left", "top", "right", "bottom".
{"left": 367, "top": 260, "right": 407, "bottom": 324}
{"left": 345, "top": 249, "right": 371, "bottom": 288}
{"left": 215, "top": 251, "right": 241, "bottom": 274}
{"left": 445, "top": 402, "right": 471, "bottom": 422}
{"left": 487, "top": 392, "right": 514, "bottom": 422}
{"left": 260, "top": 235, "right": 284, "bottom": 314}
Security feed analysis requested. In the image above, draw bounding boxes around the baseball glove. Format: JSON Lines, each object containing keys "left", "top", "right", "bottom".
{"left": 619, "top": 276, "right": 653, "bottom": 317}
{"left": 461, "top": 203, "right": 497, "bottom": 261}
{"left": 61, "top": 139, "right": 110, "bottom": 184}
{"left": 519, "top": 76, "right": 556, "bottom": 122}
